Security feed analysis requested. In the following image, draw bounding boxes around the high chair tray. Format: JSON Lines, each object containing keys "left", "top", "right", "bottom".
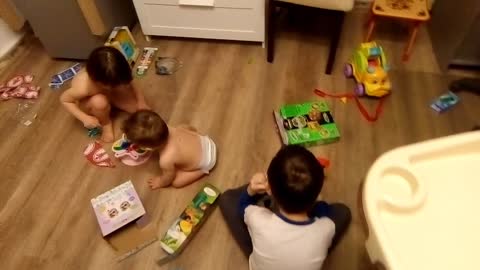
{"left": 363, "top": 131, "right": 480, "bottom": 270}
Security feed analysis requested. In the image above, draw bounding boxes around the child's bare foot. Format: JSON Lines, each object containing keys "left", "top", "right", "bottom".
{"left": 148, "top": 176, "right": 170, "bottom": 190}
{"left": 101, "top": 123, "right": 114, "bottom": 143}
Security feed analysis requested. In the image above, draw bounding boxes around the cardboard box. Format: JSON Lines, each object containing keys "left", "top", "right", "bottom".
{"left": 159, "top": 184, "right": 221, "bottom": 257}
{"left": 91, "top": 180, "right": 157, "bottom": 260}
{"left": 274, "top": 101, "right": 340, "bottom": 146}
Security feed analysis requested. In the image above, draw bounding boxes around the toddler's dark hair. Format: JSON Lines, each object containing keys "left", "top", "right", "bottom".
{"left": 123, "top": 110, "right": 169, "bottom": 148}
{"left": 267, "top": 145, "right": 324, "bottom": 214}
{"left": 86, "top": 46, "right": 132, "bottom": 87}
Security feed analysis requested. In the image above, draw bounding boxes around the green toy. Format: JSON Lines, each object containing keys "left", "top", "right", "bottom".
{"left": 274, "top": 101, "right": 340, "bottom": 146}
{"left": 158, "top": 184, "right": 221, "bottom": 265}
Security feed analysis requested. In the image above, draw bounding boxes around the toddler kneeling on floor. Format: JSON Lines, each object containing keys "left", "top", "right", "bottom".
{"left": 123, "top": 110, "right": 217, "bottom": 189}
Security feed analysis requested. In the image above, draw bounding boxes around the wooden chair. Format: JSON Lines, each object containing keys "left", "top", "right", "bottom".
{"left": 266, "top": 0, "right": 354, "bottom": 74}
{"left": 365, "top": 0, "right": 430, "bottom": 61}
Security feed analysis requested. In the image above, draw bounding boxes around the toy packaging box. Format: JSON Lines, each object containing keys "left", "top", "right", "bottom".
{"left": 91, "top": 180, "right": 145, "bottom": 236}
{"left": 159, "top": 184, "right": 221, "bottom": 256}
{"left": 105, "top": 26, "right": 140, "bottom": 66}
{"left": 91, "top": 180, "right": 157, "bottom": 260}
{"left": 274, "top": 101, "right": 340, "bottom": 146}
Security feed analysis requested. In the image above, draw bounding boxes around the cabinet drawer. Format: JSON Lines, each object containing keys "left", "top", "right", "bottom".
{"left": 143, "top": 0, "right": 258, "bottom": 9}
{"left": 133, "top": 0, "right": 264, "bottom": 42}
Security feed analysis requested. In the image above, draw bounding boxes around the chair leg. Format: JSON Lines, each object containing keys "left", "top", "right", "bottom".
{"left": 365, "top": 15, "right": 376, "bottom": 41}
{"left": 266, "top": 0, "right": 275, "bottom": 63}
{"left": 325, "top": 11, "right": 345, "bottom": 75}
{"left": 403, "top": 21, "right": 420, "bottom": 61}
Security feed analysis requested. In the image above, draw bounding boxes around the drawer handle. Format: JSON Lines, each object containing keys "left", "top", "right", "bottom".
{"left": 178, "top": 0, "right": 215, "bottom": 7}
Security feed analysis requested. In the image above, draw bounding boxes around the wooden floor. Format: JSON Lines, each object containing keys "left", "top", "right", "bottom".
{"left": 1, "top": 8, "right": 479, "bottom": 270}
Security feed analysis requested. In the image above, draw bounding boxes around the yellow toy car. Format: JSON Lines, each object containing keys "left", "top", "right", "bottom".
{"left": 344, "top": 42, "right": 392, "bottom": 97}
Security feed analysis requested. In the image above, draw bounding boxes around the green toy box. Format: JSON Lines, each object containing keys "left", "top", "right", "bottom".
{"left": 159, "top": 184, "right": 221, "bottom": 259}
{"left": 274, "top": 101, "right": 340, "bottom": 146}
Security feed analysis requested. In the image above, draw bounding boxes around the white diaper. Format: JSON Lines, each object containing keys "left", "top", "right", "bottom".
{"left": 198, "top": 135, "right": 217, "bottom": 173}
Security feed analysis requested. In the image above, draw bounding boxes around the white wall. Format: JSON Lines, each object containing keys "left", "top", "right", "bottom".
{"left": 0, "top": 18, "right": 23, "bottom": 59}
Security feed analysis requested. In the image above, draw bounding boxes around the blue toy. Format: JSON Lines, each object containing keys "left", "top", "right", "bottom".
{"left": 87, "top": 127, "right": 102, "bottom": 137}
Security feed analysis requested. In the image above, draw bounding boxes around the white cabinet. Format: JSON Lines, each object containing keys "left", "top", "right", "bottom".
{"left": 132, "top": 0, "right": 265, "bottom": 42}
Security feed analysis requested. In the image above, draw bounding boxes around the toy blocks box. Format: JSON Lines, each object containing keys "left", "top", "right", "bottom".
{"left": 159, "top": 184, "right": 221, "bottom": 256}
{"left": 274, "top": 101, "right": 340, "bottom": 146}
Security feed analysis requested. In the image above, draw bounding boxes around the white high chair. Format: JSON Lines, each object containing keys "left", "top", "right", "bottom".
{"left": 363, "top": 131, "right": 480, "bottom": 270}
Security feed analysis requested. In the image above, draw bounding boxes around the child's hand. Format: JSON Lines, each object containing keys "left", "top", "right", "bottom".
{"left": 82, "top": 116, "right": 101, "bottom": 129}
{"left": 247, "top": 173, "right": 268, "bottom": 196}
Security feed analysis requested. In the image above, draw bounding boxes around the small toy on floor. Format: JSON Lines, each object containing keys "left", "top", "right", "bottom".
{"left": 317, "top": 157, "right": 330, "bottom": 168}
{"left": 1, "top": 75, "right": 40, "bottom": 101}
{"left": 84, "top": 141, "right": 115, "bottom": 168}
{"left": 87, "top": 127, "right": 102, "bottom": 137}
{"left": 112, "top": 134, "right": 152, "bottom": 166}
{"left": 136, "top": 47, "right": 158, "bottom": 77}
{"left": 49, "top": 63, "right": 82, "bottom": 90}
{"left": 430, "top": 91, "right": 460, "bottom": 113}
{"left": 155, "top": 57, "right": 183, "bottom": 75}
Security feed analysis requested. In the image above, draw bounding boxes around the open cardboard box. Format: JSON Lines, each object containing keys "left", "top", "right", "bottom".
{"left": 91, "top": 180, "right": 157, "bottom": 261}
{"left": 106, "top": 215, "right": 157, "bottom": 261}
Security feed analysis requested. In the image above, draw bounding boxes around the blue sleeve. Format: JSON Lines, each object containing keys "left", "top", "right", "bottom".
{"left": 238, "top": 189, "right": 258, "bottom": 220}
{"left": 312, "top": 201, "right": 331, "bottom": 218}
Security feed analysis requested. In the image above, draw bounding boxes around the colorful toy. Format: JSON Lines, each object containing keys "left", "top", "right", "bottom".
{"left": 0, "top": 75, "right": 40, "bottom": 101}
{"left": 344, "top": 41, "right": 391, "bottom": 97}
{"left": 274, "top": 101, "right": 340, "bottom": 146}
{"left": 87, "top": 127, "right": 102, "bottom": 137}
{"left": 105, "top": 26, "right": 140, "bottom": 66}
{"left": 431, "top": 91, "right": 460, "bottom": 113}
{"left": 158, "top": 184, "right": 221, "bottom": 265}
{"left": 49, "top": 63, "right": 82, "bottom": 90}
{"left": 136, "top": 47, "right": 158, "bottom": 77}
{"left": 314, "top": 88, "right": 387, "bottom": 122}
{"left": 112, "top": 134, "right": 152, "bottom": 166}
{"left": 317, "top": 157, "right": 330, "bottom": 168}
{"left": 84, "top": 141, "right": 115, "bottom": 168}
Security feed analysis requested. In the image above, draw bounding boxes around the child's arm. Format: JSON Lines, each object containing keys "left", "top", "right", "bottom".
{"left": 131, "top": 81, "right": 150, "bottom": 110}
{"left": 238, "top": 189, "right": 259, "bottom": 218}
{"left": 311, "top": 201, "right": 331, "bottom": 218}
{"left": 60, "top": 87, "right": 100, "bottom": 128}
{"left": 238, "top": 173, "right": 268, "bottom": 218}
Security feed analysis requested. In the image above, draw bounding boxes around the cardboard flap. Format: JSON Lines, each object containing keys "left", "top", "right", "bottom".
{"left": 107, "top": 221, "right": 158, "bottom": 260}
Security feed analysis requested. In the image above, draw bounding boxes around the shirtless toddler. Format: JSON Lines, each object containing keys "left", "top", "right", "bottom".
{"left": 123, "top": 110, "right": 217, "bottom": 189}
